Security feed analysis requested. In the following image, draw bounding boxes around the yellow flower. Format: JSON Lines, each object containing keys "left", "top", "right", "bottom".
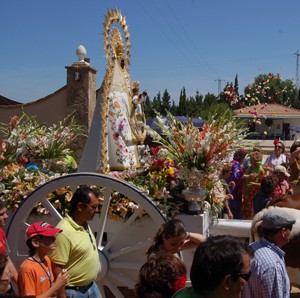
{"left": 111, "top": 214, "right": 119, "bottom": 221}
{"left": 165, "top": 167, "right": 174, "bottom": 176}
{"left": 120, "top": 206, "right": 128, "bottom": 217}
{"left": 56, "top": 187, "right": 68, "bottom": 196}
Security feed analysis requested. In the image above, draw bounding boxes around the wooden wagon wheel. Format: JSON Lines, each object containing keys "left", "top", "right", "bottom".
{"left": 6, "top": 172, "right": 166, "bottom": 297}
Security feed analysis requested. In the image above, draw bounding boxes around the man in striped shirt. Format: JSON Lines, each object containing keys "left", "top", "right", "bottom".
{"left": 241, "top": 208, "right": 296, "bottom": 298}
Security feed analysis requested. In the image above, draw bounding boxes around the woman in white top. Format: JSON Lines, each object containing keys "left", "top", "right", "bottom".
{"left": 263, "top": 140, "right": 286, "bottom": 174}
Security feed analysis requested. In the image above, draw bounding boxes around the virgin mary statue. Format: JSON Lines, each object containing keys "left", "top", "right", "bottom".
{"left": 78, "top": 9, "right": 146, "bottom": 173}
{"left": 105, "top": 31, "right": 140, "bottom": 171}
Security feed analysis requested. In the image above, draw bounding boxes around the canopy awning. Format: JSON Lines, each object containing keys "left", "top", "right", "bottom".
{"left": 146, "top": 116, "right": 205, "bottom": 132}
{"left": 289, "top": 126, "right": 300, "bottom": 133}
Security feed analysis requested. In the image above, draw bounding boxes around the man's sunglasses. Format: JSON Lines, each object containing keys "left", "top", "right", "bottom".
{"left": 84, "top": 203, "right": 101, "bottom": 210}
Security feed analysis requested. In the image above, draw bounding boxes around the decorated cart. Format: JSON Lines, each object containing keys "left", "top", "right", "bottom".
{"left": 0, "top": 9, "right": 249, "bottom": 298}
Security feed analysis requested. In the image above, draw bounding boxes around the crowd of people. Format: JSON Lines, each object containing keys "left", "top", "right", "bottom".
{"left": 136, "top": 209, "right": 296, "bottom": 298}
{"left": 0, "top": 207, "right": 296, "bottom": 297}
{"left": 0, "top": 140, "right": 299, "bottom": 297}
{"left": 224, "top": 139, "right": 300, "bottom": 220}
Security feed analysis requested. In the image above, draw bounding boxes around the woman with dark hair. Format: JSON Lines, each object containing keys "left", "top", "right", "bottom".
{"left": 253, "top": 175, "right": 278, "bottom": 215}
{"left": 226, "top": 149, "right": 247, "bottom": 219}
{"left": 146, "top": 219, "right": 205, "bottom": 258}
{"left": 135, "top": 253, "right": 187, "bottom": 298}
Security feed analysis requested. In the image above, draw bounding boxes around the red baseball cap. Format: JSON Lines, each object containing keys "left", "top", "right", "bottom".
{"left": 26, "top": 221, "right": 62, "bottom": 240}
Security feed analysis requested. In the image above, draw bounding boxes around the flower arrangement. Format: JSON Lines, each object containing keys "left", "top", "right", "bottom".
{"left": 0, "top": 109, "right": 247, "bottom": 220}
{"left": 0, "top": 112, "right": 82, "bottom": 210}
{"left": 147, "top": 148, "right": 179, "bottom": 200}
{"left": 0, "top": 112, "right": 83, "bottom": 167}
{"left": 145, "top": 110, "right": 248, "bottom": 215}
{"left": 224, "top": 83, "right": 240, "bottom": 107}
{"left": 107, "top": 192, "right": 141, "bottom": 221}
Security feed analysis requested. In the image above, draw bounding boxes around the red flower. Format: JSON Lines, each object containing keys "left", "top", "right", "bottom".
{"left": 273, "top": 139, "right": 279, "bottom": 145}
{"left": 173, "top": 275, "right": 187, "bottom": 292}
{"left": 151, "top": 146, "right": 161, "bottom": 156}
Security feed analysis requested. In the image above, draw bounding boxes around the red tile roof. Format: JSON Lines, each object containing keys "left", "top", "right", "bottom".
{"left": 233, "top": 103, "right": 300, "bottom": 118}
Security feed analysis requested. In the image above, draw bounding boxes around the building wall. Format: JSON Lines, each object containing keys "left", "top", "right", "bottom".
{"left": 255, "top": 118, "right": 300, "bottom": 139}
{"left": 0, "top": 61, "right": 98, "bottom": 162}
{"left": 0, "top": 86, "right": 68, "bottom": 127}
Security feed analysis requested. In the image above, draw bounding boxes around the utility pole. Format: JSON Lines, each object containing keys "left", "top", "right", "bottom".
{"left": 295, "top": 50, "right": 300, "bottom": 89}
{"left": 215, "top": 76, "right": 225, "bottom": 98}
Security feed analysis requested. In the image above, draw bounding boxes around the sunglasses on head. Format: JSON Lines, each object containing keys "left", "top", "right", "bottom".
{"left": 235, "top": 271, "right": 252, "bottom": 282}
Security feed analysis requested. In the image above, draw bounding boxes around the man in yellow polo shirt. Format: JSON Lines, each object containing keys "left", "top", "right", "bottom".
{"left": 50, "top": 186, "right": 102, "bottom": 298}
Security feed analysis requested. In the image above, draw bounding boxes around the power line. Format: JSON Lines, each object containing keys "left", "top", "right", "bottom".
{"left": 134, "top": 0, "right": 196, "bottom": 67}
{"left": 135, "top": 0, "right": 215, "bottom": 80}
{"left": 295, "top": 50, "right": 300, "bottom": 89}
{"left": 163, "top": 0, "right": 218, "bottom": 77}
{"left": 215, "top": 76, "right": 225, "bottom": 97}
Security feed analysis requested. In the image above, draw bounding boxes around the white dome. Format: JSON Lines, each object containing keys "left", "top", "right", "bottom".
{"left": 76, "top": 45, "right": 87, "bottom": 61}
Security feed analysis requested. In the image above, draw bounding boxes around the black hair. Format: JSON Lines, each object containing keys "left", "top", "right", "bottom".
{"left": 190, "top": 235, "right": 252, "bottom": 292}
{"left": 260, "top": 175, "right": 277, "bottom": 196}
{"left": 146, "top": 219, "right": 186, "bottom": 258}
{"left": 263, "top": 225, "right": 292, "bottom": 237}
{"left": 233, "top": 149, "right": 246, "bottom": 162}
{"left": 135, "top": 253, "right": 187, "bottom": 298}
{"left": 25, "top": 236, "right": 41, "bottom": 256}
{"left": 69, "top": 186, "right": 98, "bottom": 214}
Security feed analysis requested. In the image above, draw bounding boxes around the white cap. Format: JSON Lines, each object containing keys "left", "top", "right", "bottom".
{"left": 273, "top": 165, "right": 290, "bottom": 177}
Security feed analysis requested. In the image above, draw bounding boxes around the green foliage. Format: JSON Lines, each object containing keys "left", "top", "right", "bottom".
{"left": 178, "top": 87, "right": 187, "bottom": 116}
{"left": 143, "top": 72, "right": 299, "bottom": 121}
{"left": 243, "top": 73, "right": 297, "bottom": 107}
{"left": 200, "top": 102, "right": 231, "bottom": 120}
{"left": 161, "top": 89, "right": 171, "bottom": 115}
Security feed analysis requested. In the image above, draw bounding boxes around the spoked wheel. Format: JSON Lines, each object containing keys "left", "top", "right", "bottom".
{"left": 6, "top": 172, "right": 166, "bottom": 297}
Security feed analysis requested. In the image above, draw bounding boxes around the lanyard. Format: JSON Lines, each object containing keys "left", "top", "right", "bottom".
{"left": 84, "top": 225, "right": 96, "bottom": 251}
{"left": 30, "top": 256, "right": 52, "bottom": 287}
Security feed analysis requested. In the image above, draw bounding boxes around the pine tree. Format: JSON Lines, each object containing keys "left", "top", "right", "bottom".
{"left": 143, "top": 94, "right": 154, "bottom": 118}
{"left": 178, "top": 87, "right": 187, "bottom": 115}
{"left": 152, "top": 92, "right": 162, "bottom": 114}
{"left": 161, "top": 89, "right": 171, "bottom": 115}
{"left": 195, "top": 90, "right": 203, "bottom": 117}
{"left": 234, "top": 74, "right": 239, "bottom": 96}
{"left": 170, "top": 100, "right": 178, "bottom": 115}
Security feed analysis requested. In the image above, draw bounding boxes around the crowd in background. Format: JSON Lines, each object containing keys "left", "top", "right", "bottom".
{"left": 223, "top": 139, "right": 300, "bottom": 220}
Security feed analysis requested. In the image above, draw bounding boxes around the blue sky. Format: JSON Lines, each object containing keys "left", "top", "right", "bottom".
{"left": 0, "top": 0, "right": 299, "bottom": 103}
